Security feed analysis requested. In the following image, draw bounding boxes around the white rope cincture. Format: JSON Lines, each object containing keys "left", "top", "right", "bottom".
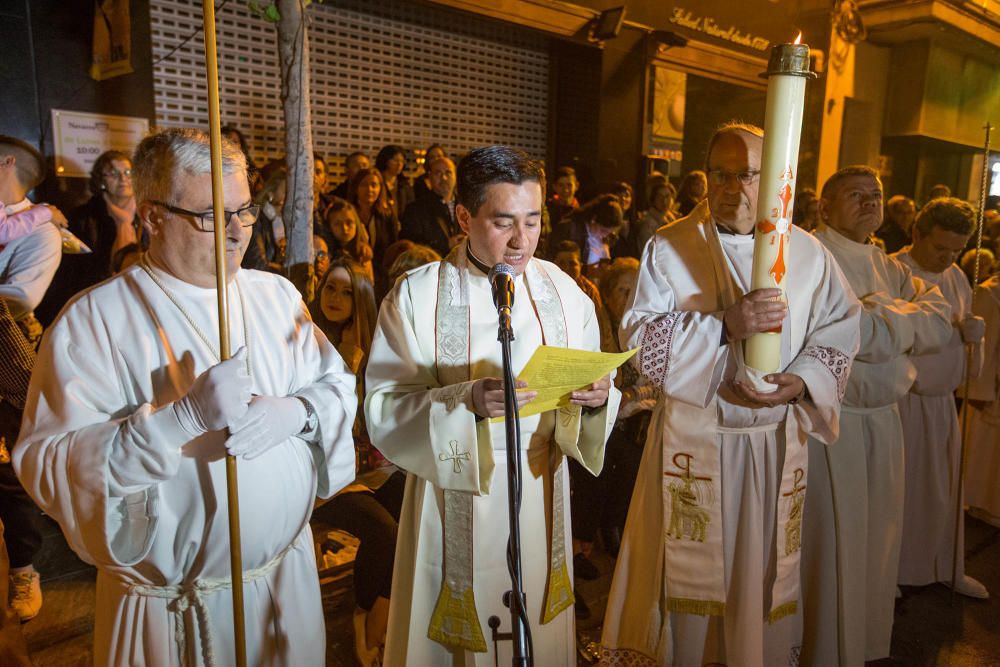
{"left": 126, "top": 535, "right": 300, "bottom": 666}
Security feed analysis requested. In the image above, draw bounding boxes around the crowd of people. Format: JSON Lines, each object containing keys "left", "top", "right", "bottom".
{"left": 0, "top": 122, "right": 998, "bottom": 666}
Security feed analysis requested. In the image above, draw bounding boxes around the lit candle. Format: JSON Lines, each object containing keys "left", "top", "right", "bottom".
{"left": 744, "top": 35, "right": 816, "bottom": 373}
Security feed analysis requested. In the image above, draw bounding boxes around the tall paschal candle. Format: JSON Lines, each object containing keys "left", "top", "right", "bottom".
{"left": 744, "top": 39, "right": 816, "bottom": 373}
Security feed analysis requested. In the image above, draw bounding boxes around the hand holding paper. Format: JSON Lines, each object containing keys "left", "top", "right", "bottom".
{"left": 570, "top": 374, "right": 612, "bottom": 408}
{"left": 491, "top": 345, "right": 637, "bottom": 420}
{"left": 472, "top": 378, "right": 537, "bottom": 418}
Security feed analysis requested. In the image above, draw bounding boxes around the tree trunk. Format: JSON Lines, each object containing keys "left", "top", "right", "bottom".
{"left": 276, "top": 0, "right": 315, "bottom": 301}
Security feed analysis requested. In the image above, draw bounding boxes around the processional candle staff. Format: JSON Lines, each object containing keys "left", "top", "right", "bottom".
{"left": 745, "top": 35, "right": 817, "bottom": 372}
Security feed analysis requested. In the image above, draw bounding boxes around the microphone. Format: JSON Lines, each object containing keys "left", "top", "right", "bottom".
{"left": 488, "top": 263, "right": 516, "bottom": 315}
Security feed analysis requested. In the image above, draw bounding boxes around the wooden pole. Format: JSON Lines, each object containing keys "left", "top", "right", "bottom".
{"left": 200, "top": 1, "right": 247, "bottom": 662}
{"left": 951, "top": 122, "right": 991, "bottom": 603}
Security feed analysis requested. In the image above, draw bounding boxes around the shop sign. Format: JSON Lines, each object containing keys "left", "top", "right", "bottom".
{"left": 668, "top": 8, "right": 771, "bottom": 52}
{"left": 51, "top": 109, "right": 149, "bottom": 178}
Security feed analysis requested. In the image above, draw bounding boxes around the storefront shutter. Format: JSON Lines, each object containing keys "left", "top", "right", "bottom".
{"left": 149, "top": 0, "right": 550, "bottom": 180}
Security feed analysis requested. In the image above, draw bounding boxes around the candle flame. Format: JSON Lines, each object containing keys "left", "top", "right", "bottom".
{"left": 794, "top": 32, "right": 802, "bottom": 45}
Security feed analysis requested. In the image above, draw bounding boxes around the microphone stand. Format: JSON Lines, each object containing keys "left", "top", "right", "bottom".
{"left": 497, "top": 304, "right": 532, "bottom": 666}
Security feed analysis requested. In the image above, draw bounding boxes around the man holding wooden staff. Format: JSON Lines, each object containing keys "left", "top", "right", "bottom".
{"left": 893, "top": 198, "right": 988, "bottom": 598}
{"left": 14, "top": 128, "right": 357, "bottom": 666}
{"left": 601, "top": 122, "right": 860, "bottom": 667}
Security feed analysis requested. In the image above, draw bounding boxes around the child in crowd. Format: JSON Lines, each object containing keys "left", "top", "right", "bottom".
{"left": 323, "top": 197, "right": 374, "bottom": 280}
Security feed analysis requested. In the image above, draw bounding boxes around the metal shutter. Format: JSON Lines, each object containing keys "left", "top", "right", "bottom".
{"left": 150, "top": 0, "right": 550, "bottom": 180}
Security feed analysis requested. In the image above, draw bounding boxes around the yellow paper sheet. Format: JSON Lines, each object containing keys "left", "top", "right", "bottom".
{"left": 491, "top": 345, "right": 638, "bottom": 421}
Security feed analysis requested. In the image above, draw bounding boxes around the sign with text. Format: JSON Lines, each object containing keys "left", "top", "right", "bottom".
{"left": 51, "top": 109, "right": 149, "bottom": 178}
{"left": 668, "top": 7, "right": 771, "bottom": 52}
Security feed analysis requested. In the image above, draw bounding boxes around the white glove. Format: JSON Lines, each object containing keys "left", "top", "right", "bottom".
{"left": 225, "top": 395, "right": 306, "bottom": 460}
{"left": 960, "top": 315, "right": 986, "bottom": 344}
{"left": 173, "top": 347, "right": 252, "bottom": 435}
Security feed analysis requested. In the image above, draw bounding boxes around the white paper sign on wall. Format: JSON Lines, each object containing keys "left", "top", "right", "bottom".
{"left": 51, "top": 109, "right": 150, "bottom": 178}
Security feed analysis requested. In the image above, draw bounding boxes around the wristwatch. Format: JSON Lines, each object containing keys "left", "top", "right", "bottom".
{"left": 295, "top": 396, "right": 319, "bottom": 437}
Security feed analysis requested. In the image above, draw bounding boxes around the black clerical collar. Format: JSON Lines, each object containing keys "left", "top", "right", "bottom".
{"left": 716, "top": 222, "right": 754, "bottom": 237}
{"left": 466, "top": 243, "right": 492, "bottom": 274}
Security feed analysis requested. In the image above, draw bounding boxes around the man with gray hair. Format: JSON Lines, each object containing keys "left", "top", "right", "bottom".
{"left": 14, "top": 128, "right": 357, "bottom": 665}
{"left": 602, "top": 123, "right": 861, "bottom": 666}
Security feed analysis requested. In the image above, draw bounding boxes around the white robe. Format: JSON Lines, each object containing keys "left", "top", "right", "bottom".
{"left": 964, "top": 276, "right": 1000, "bottom": 527}
{"left": 365, "top": 257, "right": 620, "bottom": 666}
{"left": 14, "top": 263, "right": 357, "bottom": 666}
{"left": 893, "top": 251, "right": 979, "bottom": 586}
{"left": 804, "top": 227, "right": 952, "bottom": 665}
{"left": 601, "top": 203, "right": 861, "bottom": 667}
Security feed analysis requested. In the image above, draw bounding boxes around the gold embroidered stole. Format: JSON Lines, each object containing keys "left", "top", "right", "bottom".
{"left": 658, "top": 218, "right": 808, "bottom": 621}
{"left": 428, "top": 245, "right": 576, "bottom": 652}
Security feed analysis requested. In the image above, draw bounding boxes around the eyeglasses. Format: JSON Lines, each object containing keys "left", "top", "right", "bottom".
{"left": 151, "top": 201, "right": 260, "bottom": 232}
{"left": 315, "top": 251, "right": 329, "bottom": 259}
{"left": 707, "top": 169, "right": 760, "bottom": 186}
{"left": 103, "top": 168, "right": 132, "bottom": 180}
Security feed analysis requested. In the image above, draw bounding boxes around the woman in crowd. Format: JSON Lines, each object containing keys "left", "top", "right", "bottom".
{"left": 375, "top": 144, "right": 414, "bottom": 217}
{"left": 323, "top": 197, "right": 375, "bottom": 279}
{"left": 38, "top": 150, "right": 145, "bottom": 322}
{"left": 348, "top": 167, "right": 398, "bottom": 294}
{"left": 547, "top": 194, "right": 623, "bottom": 278}
{"left": 72, "top": 151, "right": 143, "bottom": 283}
{"left": 634, "top": 179, "right": 676, "bottom": 254}
{"left": 310, "top": 258, "right": 401, "bottom": 667}
{"left": 675, "top": 169, "right": 708, "bottom": 217}
{"left": 411, "top": 143, "right": 446, "bottom": 201}
{"left": 348, "top": 167, "right": 398, "bottom": 260}
{"left": 244, "top": 160, "right": 286, "bottom": 273}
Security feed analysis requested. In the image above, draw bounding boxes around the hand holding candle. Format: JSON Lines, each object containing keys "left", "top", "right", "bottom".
{"left": 744, "top": 35, "right": 816, "bottom": 372}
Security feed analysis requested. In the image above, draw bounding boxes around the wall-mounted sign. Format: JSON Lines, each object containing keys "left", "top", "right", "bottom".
{"left": 51, "top": 109, "right": 149, "bottom": 178}
{"left": 668, "top": 7, "right": 771, "bottom": 52}
{"left": 91, "top": 0, "right": 134, "bottom": 81}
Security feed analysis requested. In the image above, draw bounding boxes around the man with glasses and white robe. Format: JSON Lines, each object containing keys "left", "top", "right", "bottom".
{"left": 14, "top": 128, "right": 357, "bottom": 666}
{"left": 601, "top": 123, "right": 861, "bottom": 667}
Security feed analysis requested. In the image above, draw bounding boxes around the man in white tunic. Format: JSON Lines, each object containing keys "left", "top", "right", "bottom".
{"left": 965, "top": 273, "right": 1000, "bottom": 527}
{"left": 0, "top": 136, "right": 62, "bottom": 344}
{"left": 366, "top": 145, "right": 620, "bottom": 666}
{"left": 892, "top": 198, "right": 988, "bottom": 598}
{"left": 14, "top": 128, "right": 357, "bottom": 666}
{"left": 803, "top": 166, "right": 953, "bottom": 665}
{"left": 601, "top": 124, "right": 861, "bottom": 667}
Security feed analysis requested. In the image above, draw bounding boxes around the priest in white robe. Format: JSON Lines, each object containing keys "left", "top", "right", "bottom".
{"left": 366, "top": 145, "right": 620, "bottom": 667}
{"left": 965, "top": 274, "right": 1000, "bottom": 527}
{"left": 14, "top": 128, "right": 357, "bottom": 666}
{"left": 893, "top": 197, "right": 987, "bottom": 598}
{"left": 600, "top": 124, "right": 861, "bottom": 667}
{"left": 804, "top": 166, "right": 952, "bottom": 666}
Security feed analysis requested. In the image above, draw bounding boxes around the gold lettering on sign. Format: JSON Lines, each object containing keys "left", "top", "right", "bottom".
{"left": 668, "top": 8, "right": 771, "bottom": 52}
